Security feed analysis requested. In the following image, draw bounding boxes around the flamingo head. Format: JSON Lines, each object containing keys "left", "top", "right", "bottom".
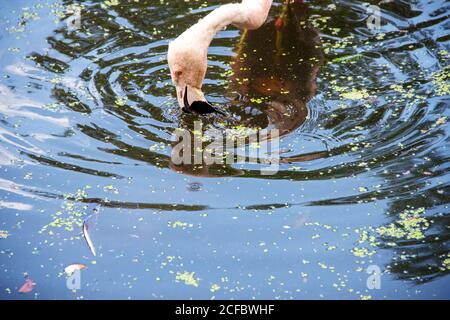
{"left": 168, "top": 44, "right": 225, "bottom": 116}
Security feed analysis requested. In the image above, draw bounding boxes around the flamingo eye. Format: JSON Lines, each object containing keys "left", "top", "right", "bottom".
{"left": 174, "top": 70, "right": 182, "bottom": 82}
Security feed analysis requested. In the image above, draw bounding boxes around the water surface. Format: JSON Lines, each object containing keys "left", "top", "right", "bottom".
{"left": 0, "top": 0, "right": 449, "bottom": 299}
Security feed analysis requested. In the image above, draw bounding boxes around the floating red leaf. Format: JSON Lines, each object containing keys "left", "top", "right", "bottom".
{"left": 18, "top": 278, "right": 35, "bottom": 293}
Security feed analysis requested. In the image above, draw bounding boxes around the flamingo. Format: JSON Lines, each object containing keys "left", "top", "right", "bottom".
{"left": 167, "top": 0, "right": 273, "bottom": 115}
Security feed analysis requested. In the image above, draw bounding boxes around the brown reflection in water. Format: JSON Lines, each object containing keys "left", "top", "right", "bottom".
{"left": 230, "top": 1, "right": 322, "bottom": 135}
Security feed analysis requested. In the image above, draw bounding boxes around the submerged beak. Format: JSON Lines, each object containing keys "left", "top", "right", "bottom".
{"left": 182, "top": 86, "right": 226, "bottom": 116}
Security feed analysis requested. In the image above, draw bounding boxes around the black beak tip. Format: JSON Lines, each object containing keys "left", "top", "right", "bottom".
{"left": 182, "top": 86, "right": 226, "bottom": 116}
{"left": 188, "top": 100, "right": 226, "bottom": 116}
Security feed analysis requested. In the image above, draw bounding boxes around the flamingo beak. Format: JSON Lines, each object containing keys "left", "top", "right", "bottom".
{"left": 182, "top": 86, "right": 226, "bottom": 116}
{"left": 182, "top": 86, "right": 191, "bottom": 113}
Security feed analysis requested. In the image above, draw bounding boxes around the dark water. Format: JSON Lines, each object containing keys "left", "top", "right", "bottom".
{"left": 0, "top": 0, "right": 449, "bottom": 299}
